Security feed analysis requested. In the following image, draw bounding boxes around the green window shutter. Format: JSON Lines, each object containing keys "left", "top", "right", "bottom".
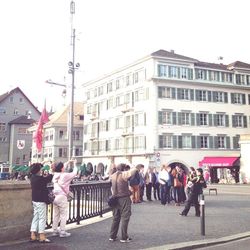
{"left": 233, "top": 136, "right": 239, "bottom": 149}
{"left": 172, "top": 112, "right": 177, "bottom": 125}
{"left": 225, "top": 115, "right": 229, "bottom": 127}
{"left": 158, "top": 111, "right": 163, "bottom": 124}
{"left": 171, "top": 88, "right": 176, "bottom": 99}
{"left": 159, "top": 135, "right": 163, "bottom": 148}
{"left": 209, "top": 114, "right": 213, "bottom": 126}
{"left": 188, "top": 69, "right": 193, "bottom": 80}
{"left": 231, "top": 93, "right": 234, "bottom": 104}
{"left": 214, "top": 136, "right": 218, "bottom": 149}
{"left": 208, "top": 91, "right": 212, "bottom": 102}
{"left": 243, "top": 116, "right": 247, "bottom": 128}
{"left": 232, "top": 115, "right": 236, "bottom": 127}
{"left": 177, "top": 68, "right": 180, "bottom": 78}
{"left": 242, "top": 94, "right": 246, "bottom": 104}
{"left": 196, "top": 113, "right": 200, "bottom": 126}
{"left": 191, "top": 113, "right": 195, "bottom": 125}
{"left": 213, "top": 114, "right": 217, "bottom": 126}
{"left": 173, "top": 135, "right": 177, "bottom": 148}
{"left": 157, "top": 65, "right": 161, "bottom": 76}
{"left": 209, "top": 136, "right": 214, "bottom": 149}
{"left": 226, "top": 136, "right": 230, "bottom": 149}
{"left": 190, "top": 89, "right": 194, "bottom": 100}
{"left": 196, "top": 136, "right": 201, "bottom": 148}
{"left": 191, "top": 136, "right": 196, "bottom": 148}
{"left": 195, "top": 90, "right": 200, "bottom": 101}
{"left": 158, "top": 87, "right": 162, "bottom": 98}
{"left": 224, "top": 92, "right": 228, "bottom": 103}
{"left": 178, "top": 112, "right": 182, "bottom": 125}
{"left": 178, "top": 136, "right": 182, "bottom": 148}
{"left": 212, "top": 91, "right": 216, "bottom": 102}
{"left": 177, "top": 88, "right": 181, "bottom": 99}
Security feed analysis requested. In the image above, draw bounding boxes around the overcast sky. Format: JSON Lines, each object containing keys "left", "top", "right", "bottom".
{"left": 0, "top": 0, "right": 250, "bottom": 112}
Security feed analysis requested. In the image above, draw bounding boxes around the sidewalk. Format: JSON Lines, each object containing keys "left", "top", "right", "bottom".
{"left": 1, "top": 184, "right": 250, "bottom": 250}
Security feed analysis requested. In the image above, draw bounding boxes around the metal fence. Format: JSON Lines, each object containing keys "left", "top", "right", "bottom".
{"left": 46, "top": 181, "right": 112, "bottom": 229}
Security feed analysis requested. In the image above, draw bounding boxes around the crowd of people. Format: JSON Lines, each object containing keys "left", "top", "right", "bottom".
{"left": 28, "top": 160, "right": 207, "bottom": 244}
{"left": 108, "top": 163, "right": 207, "bottom": 243}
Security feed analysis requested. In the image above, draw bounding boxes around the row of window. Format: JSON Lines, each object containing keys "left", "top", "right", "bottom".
{"left": 157, "top": 64, "right": 250, "bottom": 85}
{"left": 0, "top": 107, "right": 30, "bottom": 116}
{"left": 84, "top": 135, "right": 146, "bottom": 152}
{"left": 32, "top": 147, "right": 83, "bottom": 158}
{"left": 44, "top": 130, "right": 81, "bottom": 141}
{"left": 86, "top": 88, "right": 149, "bottom": 115}
{"left": 158, "top": 86, "right": 250, "bottom": 105}
{"left": 86, "top": 70, "right": 145, "bottom": 100}
{"left": 159, "top": 111, "right": 248, "bottom": 128}
{"left": 159, "top": 135, "right": 240, "bottom": 149}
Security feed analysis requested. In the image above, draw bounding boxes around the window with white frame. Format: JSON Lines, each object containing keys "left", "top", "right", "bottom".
{"left": 180, "top": 89, "right": 190, "bottom": 100}
{"left": 182, "top": 135, "right": 192, "bottom": 148}
{"left": 181, "top": 112, "right": 190, "bottom": 125}
{"left": 86, "top": 91, "right": 90, "bottom": 100}
{"left": 115, "top": 117, "right": 123, "bottom": 129}
{"left": 0, "top": 123, "right": 6, "bottom": 131}
{"left": 158, "top": 64, "right": 167, "bottom": 77}
{"left": 107, "top": 97, "right": 113, "bottom": 110}
{"left": 169, "top": 66, "right": 178, "bottom": 78}
{"left": 0, "top": 107, "right": 6, "bottom": 114}
{"left": 159, "top": 134, "right": 172, "bottom": 148}
{"left": 107, "top": 82, "right": 112, "bottom": 93}
{"left": 59, "top": 148, "right": 67, "bottom": 157}
{"left": 221, "top": 73, "right": 233, "bottom": 83}
{"left": 134, "top": 113, "right": 145, "bottom": 126}
{"left": 126, "top": 75, "right": 131, "bottom": 86}
{"left": 209, "top": 71, "right": 220, "bottom": 81}
{"left": 200, "top": 113, "right": 208, "bottom": 125}
{"left": 233, "top": 115, "right": 243, "bottom": 127}
{"left": 98, "top": 86, "right": 103, "bottom": 96}
{"left": 134, "top": 72, "right": 139, "bottom": 83}
{"left": 9, "top": 96, "right": 14, "bottom": 103}
{"left": 200, "top": 136, "right": 208, "bottom": 148}
{"left": 125, "top": 115, "right": 132, "bottom": 128}
{"left": 236, "top": 74, "right": 245, "bottom": 85}
{"left": 73, "top": 130, "right": 80, "bottom": 140}
{"left": 198, "top": 90, "right": 207, "bottom": 101}
{"left": 214, "top": 92, "right": 224, "bottom": 102}
{"left": 233, "top": 93, "right": 244, "bottom": 104}
{"left": 195, "top": 69, "right": 207, "bottom": 80}
{"left": 158, "top": 87, "right": 172, "bottom": 98}
{"left": 216, "top": 114, "right": 225, "bottom": 126}
{"left": 134, "top": 135, "right": 145, "bottom": 149}
{"left": 180, "top": 67, "right": 188, "bottom": 79}
{"left": 14, "top": 108, "right": 19, "bottom": 115}
{"left": 217, "top": 136, "right": 226, "bottom": 149}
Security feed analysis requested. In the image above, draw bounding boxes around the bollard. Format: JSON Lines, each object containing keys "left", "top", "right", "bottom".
{"left": 200, "top": 194, "right": 205, "bottom": 235}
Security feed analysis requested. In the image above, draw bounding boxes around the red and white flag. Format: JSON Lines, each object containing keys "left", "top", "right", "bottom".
{"left": 33, "top": 103, "right": 49, "bottom": 152}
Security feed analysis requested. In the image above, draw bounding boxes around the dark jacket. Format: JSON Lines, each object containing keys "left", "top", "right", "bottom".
{"left": 129, "top": 171, "right": 140, "bottom": 186}
{"left": 30, "top": 174, "right": 53, "bottom": 203}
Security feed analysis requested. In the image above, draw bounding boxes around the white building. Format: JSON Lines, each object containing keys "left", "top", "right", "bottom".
{"left": 82, "top": 50, "right": 250, "bottom": 182}
{"left": 30, "top": 102, "right": 84, "bottom": 163}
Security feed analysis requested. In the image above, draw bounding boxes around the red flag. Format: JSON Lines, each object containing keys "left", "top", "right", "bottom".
{"left": 33, "top": 106, "right": 49, "bottom": 152}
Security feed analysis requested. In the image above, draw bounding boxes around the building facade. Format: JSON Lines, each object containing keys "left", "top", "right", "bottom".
{"left": 30, "top": 102, "right": 84, "bottom": 163}
{"left": 82, "top": 50, "right": 250, "bottom": 180}
{"left": 0, "top": 87, "right": 40, "bottom": 166}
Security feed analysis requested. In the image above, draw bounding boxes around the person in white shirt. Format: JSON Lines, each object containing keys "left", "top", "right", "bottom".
{"left": 158, "top": 165, "right": 170, "bottom": 205}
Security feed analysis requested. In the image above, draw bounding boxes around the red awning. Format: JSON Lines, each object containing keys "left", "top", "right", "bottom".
{"left": 199, "top": 157, "right": 239, "bottom": 168}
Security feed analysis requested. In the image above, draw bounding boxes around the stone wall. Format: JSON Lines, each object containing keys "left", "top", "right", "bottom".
{"left": 0, "top": 180, "right": 32, "bottom": 243}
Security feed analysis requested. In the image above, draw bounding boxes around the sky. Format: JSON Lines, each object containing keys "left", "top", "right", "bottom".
{"left": 0, "top": 0, "right": 250, "bottom": 112}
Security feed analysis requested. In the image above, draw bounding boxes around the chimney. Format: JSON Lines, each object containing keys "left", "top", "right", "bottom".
{"left": 170, "top": 49, "right": 175, "bottom": 54}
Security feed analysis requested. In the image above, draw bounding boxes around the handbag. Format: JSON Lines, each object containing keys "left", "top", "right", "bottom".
{"left": 58, "top": 182, "right": 74, "bottom": 202}
{"left": 107, "top": 172, "right": 121, "bottom": 208}
{"left": 107, "top": 195, "right": 118, "bottom": 207}
{"left": 47, "top": 190, "right": 55, "bottom": 204}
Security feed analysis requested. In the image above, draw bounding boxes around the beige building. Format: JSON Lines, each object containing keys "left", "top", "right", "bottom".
{"left": 30, "top": 102, "right": 84, "bottom": 163}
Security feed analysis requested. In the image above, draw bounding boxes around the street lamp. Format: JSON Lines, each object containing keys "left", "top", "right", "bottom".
{"left": 45, "top": 0, "right": 80, "bottom": 160}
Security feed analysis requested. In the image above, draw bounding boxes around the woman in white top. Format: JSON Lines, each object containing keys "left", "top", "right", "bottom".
{"left": 52, "top": 160, "right": 78, "bottom": 237}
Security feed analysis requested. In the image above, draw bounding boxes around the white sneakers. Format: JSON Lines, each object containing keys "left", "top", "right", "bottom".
{"left": 52, "top": 230, "right": 71, "bottom": 238}
{"left": 59, "top": 231, "right": 71, "bottom": 238}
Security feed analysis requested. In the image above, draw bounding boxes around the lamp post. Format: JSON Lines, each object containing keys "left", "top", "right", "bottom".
{"left": 45, "top": 0, "right": 80, "bottom": 160}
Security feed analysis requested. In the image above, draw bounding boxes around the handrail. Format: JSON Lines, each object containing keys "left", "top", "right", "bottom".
{"left": 46, "top": 180, "right": 112, "bottom": 229}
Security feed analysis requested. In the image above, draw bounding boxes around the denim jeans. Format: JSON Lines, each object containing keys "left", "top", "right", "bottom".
{"left": 30, "top": 201, "right": 47, "bottom": 233}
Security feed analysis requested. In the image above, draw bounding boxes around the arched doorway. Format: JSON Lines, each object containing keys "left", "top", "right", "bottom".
{"left": 168, "top": 162, "right": 189, "bottom": 174}
{"left": 86, "top": 162, "right": 93, "bottom": 176}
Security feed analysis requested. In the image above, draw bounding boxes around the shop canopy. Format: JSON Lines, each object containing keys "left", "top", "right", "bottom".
{"left": 199, "top": 156, "right": 240, "bottom": 168}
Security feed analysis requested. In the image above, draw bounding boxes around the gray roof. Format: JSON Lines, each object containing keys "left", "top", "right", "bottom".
{"left": 151, "top": 49, "right": 198, "bottom": 62}
{"left": 9, "top": 115, "right": 36, "bottom": 125}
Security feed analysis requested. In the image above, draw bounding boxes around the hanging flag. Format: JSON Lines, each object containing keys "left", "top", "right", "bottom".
{"left": 33, "top": 103, "right": 49, "bottom": 152}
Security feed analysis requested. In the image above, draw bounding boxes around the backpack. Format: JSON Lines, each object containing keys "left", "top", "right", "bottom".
{"left": 129, "top": 171, "right": 140, "bottom": 186}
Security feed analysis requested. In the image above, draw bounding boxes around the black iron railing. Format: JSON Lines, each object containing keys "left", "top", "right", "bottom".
{"left": 46, "top": 181, "right": 112, "bottom": 229}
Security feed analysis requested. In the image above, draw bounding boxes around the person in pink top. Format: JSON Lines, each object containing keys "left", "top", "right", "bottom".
{"left": 52, "top": 160, "right": 78, "bottom": 237}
